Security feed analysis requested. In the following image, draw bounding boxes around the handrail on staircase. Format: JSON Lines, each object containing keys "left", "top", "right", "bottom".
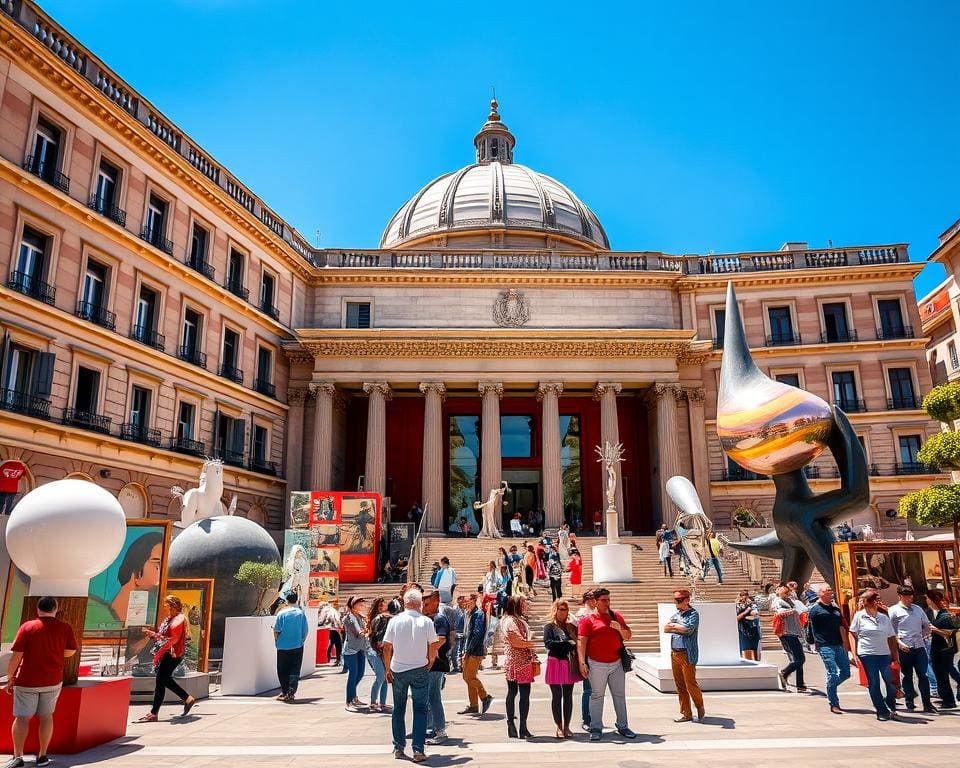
{"left": 407, "top": 505, "right": 427, "bottom": 584}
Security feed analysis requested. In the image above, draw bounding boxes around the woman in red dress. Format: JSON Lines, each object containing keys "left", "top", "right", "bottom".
{"left": 136, "top": 595, "right": 196, "bottom": 722}
{"left": 566, "top": 548, "right": 583, "bottom": 599}
{"left": 501, "top": 596, "right": 538, "bottom": 739}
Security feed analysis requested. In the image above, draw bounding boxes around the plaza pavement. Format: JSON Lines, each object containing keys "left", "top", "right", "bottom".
{"left": 64, "top": 651, "right": 960, "bottom": 768}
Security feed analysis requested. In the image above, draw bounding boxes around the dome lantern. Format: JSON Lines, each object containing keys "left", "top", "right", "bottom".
{"left": 474, "top": 99, "right": 515, "bottom": 165}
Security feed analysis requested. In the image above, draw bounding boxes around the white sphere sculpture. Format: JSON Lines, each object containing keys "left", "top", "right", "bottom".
{"left": 7, "top": 479, "right": 127, "bottom": 596}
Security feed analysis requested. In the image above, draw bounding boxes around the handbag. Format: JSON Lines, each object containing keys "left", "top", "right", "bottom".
{"left": 531, "top": 659, "right": 542, "bottom": 678}
{"left": 619, "top": 644, "right": 635, "bottom": 672}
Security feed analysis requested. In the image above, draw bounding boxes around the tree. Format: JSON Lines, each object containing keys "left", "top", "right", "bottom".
{"left": 234, "top": 561, "right": 284, "bottom": 615}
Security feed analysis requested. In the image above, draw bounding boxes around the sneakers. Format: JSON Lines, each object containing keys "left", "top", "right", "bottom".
{"left": 413, "top": 752, "right": 427, "bottom": 763}
{"left": 2, "top": 759, "right": 25, "bottom": 768}
{"left": 36, "top": 758, "right": 51, "bottom": 768}
{"left": 456, "top": 706, "right": 479, "bottom": 715}
{"left": 589, "top": 730, "right": 602, "bottom": 742}
{"left": 393, "top": 748, "right": 406, "bottom": 759}
{"left": 481, "top": 694, "right": 494, "bottom": 713}
{"left": 617, "top": 727, "right": 637, "bottom": 738}
{"left": 674, "top": 715, "right": 693, "bottom": 723}
{"left": 426, "top": 729, "right": 447, "bottom": 745}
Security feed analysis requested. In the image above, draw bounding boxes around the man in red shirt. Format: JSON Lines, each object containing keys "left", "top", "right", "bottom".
{"left": 576, "top": 588, "right": 636, "bottom": 742}
{"left": 4, "top": 597, "right": 78, "bottom": 768}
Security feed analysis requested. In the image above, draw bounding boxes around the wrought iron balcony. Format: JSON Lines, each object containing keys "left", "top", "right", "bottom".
{"left": 249, "top": 458, "right": 277, "bottom": 476}
{"left": 219, "top": 363, "right": 244, "bottom": 384}
{"left": 178, "top": 345, "right": 207, "bottom": 369}
{"left": 260, "top": 301, "right": 280, "bottom": 321}
{"left": 803, "top": 466, "right": 821, "bottom": 479}
{"left": 718, "top": 467, "right": 768, "bottom": 482}
{"left": 835, "top": 399, "right": 867, "bottom": 413}
{"left": 23, "top": 155, "right": 70, "bottom": 194}
{"left": 217, "top": 449, "right": 245, "bottom": 467}
{"left": 170, "top": 436, "right": 205, "bottom": 457}
{"left": 225, "top": 280, "right": 249, "bottom": 301}
{"left": 75, "top": 300, "right": 116, "bottom": 331}
{"left": 87, "top": 194, "right": 127, "bottom": 227}
{"left": 712, "top": 337, "right": 724, "bottom": 350}
{"left": 820, "top": 330, "right": 859, "bottom": 344}
{"left": 766, "top": 333, "right": 802, "bottom": 347}
{"left": 6, "top": 271, "right": 56, "bottom": 305}
{"left": 887, "top": 396, "right": 919, "bottom": 410}
{"left": 894, "top": 462, "right": 939, "bottom": 475}
{"left": 130, "top": 324, "right": 165, "bottom": 352}
{"left": 254, "top": 378, "right": 276, "bottom": 398}
{"left": 140, "top": 225, "right": 174, "bottom": 255}
{"left": 186, "top": 256, "right": 215, "bottom": 281}
{"left": 120, "top": 422, "right": 162, "bottom": 446}
{"left": 876, "top": 325, "right": 914, "bottom": 340}
{"left": 63, "top": 408, "right": 111, "bottom": 434}
{"left": 0, "top": 389, "right": 51, "bottom": 420}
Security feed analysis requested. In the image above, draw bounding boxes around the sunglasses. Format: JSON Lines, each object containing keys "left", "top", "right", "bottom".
{"left": 674, "top": 596, "right": 689, "bottom": 602}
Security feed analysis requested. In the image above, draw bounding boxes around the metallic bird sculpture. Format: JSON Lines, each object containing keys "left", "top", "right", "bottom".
{"left": 720, "top": 282, "right": 870, "bottom": 587}
{"left": 666, "top": 475, "right": 714, "bottom": 600}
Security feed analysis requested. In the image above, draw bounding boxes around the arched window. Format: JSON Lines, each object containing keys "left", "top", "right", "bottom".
{"left": 118, "top": 483, "right": 148, "bottom": 518}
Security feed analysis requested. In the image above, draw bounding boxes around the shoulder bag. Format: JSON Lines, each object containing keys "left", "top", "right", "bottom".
{"left": 614, "top": 613, "right": 635, "bottom": 672}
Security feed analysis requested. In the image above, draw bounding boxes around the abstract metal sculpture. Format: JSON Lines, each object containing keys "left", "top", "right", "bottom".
{"left": 666, "top": 475, "right": 713, "bottom": 599}
{"left": 720, "top": 282, "right": 869, "bottom": 586}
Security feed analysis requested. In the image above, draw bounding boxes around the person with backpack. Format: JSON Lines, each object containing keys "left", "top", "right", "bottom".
{"left": 547, "top": 553, "right": 564, "bottom": 600}
{"left": 772, "top": 585, "right": 808, "bottom": 692}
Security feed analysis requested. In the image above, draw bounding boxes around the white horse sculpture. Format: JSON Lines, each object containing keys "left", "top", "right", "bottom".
{"left": 171, "top": 458, "right": 238, "bottom": 526}
{"left": 473, "top": 482, "right": 508, "bottom": 539}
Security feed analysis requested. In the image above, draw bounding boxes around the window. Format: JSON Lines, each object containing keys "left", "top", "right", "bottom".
{"left": 898, "top": 435, "right": 922, "bottom": 466}
{"left": 221, "top": 328, "right": 242, "bottom": 383}
{"left": 559, "top": 415, "right": 582, "bottom": 524}
{"left": 91, "top": 159, "right": 123, "bottom": 224}
{"left": 0, "top": 344, "right": 54, "bottom": 418}
{"left": 176, "top": 402, "right": 195, "bottom": 440}
{"left": 767, "top": 306, "right": 794, "bottom": 344}
{"left": 448, "top": 415, "right": 481, "bottom": 531}
{"left": 252, "top": 424, "right": 269, "bottom": 464}
{"left": 888, "top": 368, "right": 916, "bottom": 409}
{"left": 501, "top": 415, "right": 534, "bottom": 458}
{"left": 28, "top": 117, "right": 66, "bottom": 191}
{"left": 73, "top": 366, "right": 100, "bottom": 413}
{"left": 950, "top": 342, "right": 959, "bottom": 370}
{"left": 775, "top": 373, "right": 801, "bottom": 387}
{"left": 822, "top": 302, "right": 850, "bottom": 343}
{"left": 77, "top": 259, "right": 113, "bottom": 330}
{"left": 10, "top": 228, "right": 54, "bottom": 304}
{"left": 712, "top": 308, "right": 725, "bottom": 347}
{"left": 188, "top": 224, "right": 210, "bottom": 275}
{"left": 130, "top": 386, "right": 150, "bottom": 428}
{"left": 226, "top": 249, "right": 246, "bottom": 298}
{"left": 831, "top": 371, "right": 859, "bottom": 409}
{"left": 215, "top": 412, "right": 245, "bottom": 466}
{"left": 132, "top": 285, "right": 163, "bottom": 350}
{"left": 142, "top": 194, "right": 171, "bottom": 253}
{"left": 877, "top": 299, "right": 906, "bottom": 338}
{"left": 255, "top": 346, "right": 275, "bottom": 396}
{"left": 180, "top": 308, "right": 204, "bottom": 367}
{"left": 345, "top": 302, "right": 371, "bottom": 329}
{"left": 260, "top": 271, "right": 277, "bottom": 317}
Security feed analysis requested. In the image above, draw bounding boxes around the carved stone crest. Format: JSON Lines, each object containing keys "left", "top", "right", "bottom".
{"left": 493, "top": 288, "right": 530, "bottom": 327}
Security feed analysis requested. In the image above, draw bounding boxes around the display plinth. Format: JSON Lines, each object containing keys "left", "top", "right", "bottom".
{"left": 591, "top": 543, "right": 634, "bottom": 583}
{"left": 0, "top": 678, "right": 131, "bottom": 754}
{"left": 130, "top": 672, "right": 210, "bottom": 703}
{"left": 221, "top": 608, "right": 318, "bottom": 695}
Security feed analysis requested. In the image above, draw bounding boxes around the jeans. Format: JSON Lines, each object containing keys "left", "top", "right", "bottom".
{"left": 587, "top": 659, "right": 628, "bottom": 731}
{"left": 899, "top": 646, "right": 932, "bottom": 707}
{"left": 462, "top": 654, "right": 488, "bottom": 708}
{"left": 581, "top": 675, "right": 592, "bottom": 725}
{"left": 391, "top": 666, "right": 429, "bottom": 754}
{"left": 344, "top": 651, "right": 366, "bottom": 703}
{"left": 550, "top": 577, "right": 563, "bottom": 600}
{"left": 661, "top": 556, "right": 673, "bottom": 576}
{"left": 860, "top": 653, "right": 896, "bottom": 716}
{"left": 151, "top": 652, "right": 189, "bottom": 715}
{"left": 427, "top": 669, "right": 446, "bottom": 731}
{"left": 328, "top": 629, "right": 343, "bottom": 662}
{"left": 779, "top": 634, "right": 805, "bottom": 687}
{"left": 702, "top": 556, "right": 724, "bottom": 583}
{"left": 276, "top": 646, "right": 304, "bottom": 696}
{"left": 670, "top": 649, "right": 704, "bottom": 718}
{"left": 817, "top": 645, "right": 851, "bottom": 707}
{"left": 930, "top": 652, "right": 958, "bottom": 708}
{"left": 367, "top": 649, "right": 388, "bottom": 706}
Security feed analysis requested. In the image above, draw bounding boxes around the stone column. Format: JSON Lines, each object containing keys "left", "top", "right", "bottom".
{"left": 419, "top": 382, "right": 446, "bottom": 532}
{"left": 309, "top": 381, "right": 336, "bottom": 490}
{"left": 655, "top": 383, "right": 683, "bottom": 523}
{"left": 538, "top": 382, "right": 564, "bottom": 530}
{"left": 284, "top": 388, "right": 308, "bottom": 499}
{"left": 685, "top": 387, "right": 711, "bottom": 515}
{"left": 478, "top": 381, "right": 503, "bottom": 503}
{"left": 594, "top": 382, "right": 623, "bottom": 531}
{"left": 362, "top": 382, "right": 392, "bottom": 499}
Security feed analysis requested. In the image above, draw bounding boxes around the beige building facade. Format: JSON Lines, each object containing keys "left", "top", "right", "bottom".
{"left": 921, "top": 219, "right": 960, "bottom": 389}
{"left": 0, "top": 1, "right": 945, "bottom": 538}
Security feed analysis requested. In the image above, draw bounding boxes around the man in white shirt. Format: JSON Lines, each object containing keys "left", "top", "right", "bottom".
{"left": 436, "top": 557, "right": 457, "bottom": 603}
{"left": 382, "top": 589, "right": 441, "bottom": 762}
{"left": 887, "top": 585, "right": 935, "bottom": 713}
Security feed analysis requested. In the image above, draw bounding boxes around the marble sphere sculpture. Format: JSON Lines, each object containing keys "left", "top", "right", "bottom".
{"left": 717, "top": 282, "right": 832, "bottom": 475}
{"left": 6, "top": 479, "right": 127, "bottom": 595}
{"left": 168, "top": 515, "right": 281, "bottom": 650}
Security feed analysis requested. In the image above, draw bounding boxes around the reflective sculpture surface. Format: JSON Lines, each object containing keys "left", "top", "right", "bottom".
{"left": 666, "top": 476, "right": 713, "bottom": 599}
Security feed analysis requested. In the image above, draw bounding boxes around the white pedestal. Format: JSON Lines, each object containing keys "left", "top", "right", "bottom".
{"left": 221, "top": 608, "right": 318, "bottom": 696}
{"left": 635, "top": 602, "right": 780, "bottom": 691}
{"left": 0, "top": 517, "right": 9, "bottom": 613}
{"left": 591, "top": 543, "right": 634, "bottom": 583}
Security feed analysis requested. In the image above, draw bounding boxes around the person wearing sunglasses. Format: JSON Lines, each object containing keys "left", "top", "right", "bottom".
{"left": 849, "top": 589, "right": 900, "bottom": 720}
{"left": 663, "top": 589, "right": 704, "bottom": 723}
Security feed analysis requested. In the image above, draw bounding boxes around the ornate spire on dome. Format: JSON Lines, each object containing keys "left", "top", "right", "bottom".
{"left": 474, "top": 98, "right": 515, "bottom": 165}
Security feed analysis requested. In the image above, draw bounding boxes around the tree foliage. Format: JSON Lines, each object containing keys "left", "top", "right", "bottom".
{"left": 235, "top": 560, "right": 283, "bottom": 615}
{"left": 917, "top": 430, "right": 960, "bottom": 470}
{"left": 898, "top": 485, "right": 960, "bottom": 540}
{"left": 922, "top": 382, "right": 960, "bottom": 425}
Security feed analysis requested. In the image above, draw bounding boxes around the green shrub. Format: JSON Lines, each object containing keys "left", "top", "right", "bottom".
{"left": 235, "top": 560, "right": 284, "bottom": 615}
{"left": 917, "top": 430, "right": 960, "bottom": 470}
{"left": 922, "top": 382, "right": 960, "bottom": 424}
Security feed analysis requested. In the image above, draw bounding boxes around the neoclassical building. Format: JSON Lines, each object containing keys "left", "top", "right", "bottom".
{"left": 0, "top": 0, "right": 944, "bottom": 538}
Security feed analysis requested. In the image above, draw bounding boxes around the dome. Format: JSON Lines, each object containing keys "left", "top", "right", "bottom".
{"left": 381, "top": 101, "right": 609, "bottom": 251}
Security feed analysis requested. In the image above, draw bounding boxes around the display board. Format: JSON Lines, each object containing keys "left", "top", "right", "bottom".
{"left": 166, "top": 578, "right": 214, "bottom": 673}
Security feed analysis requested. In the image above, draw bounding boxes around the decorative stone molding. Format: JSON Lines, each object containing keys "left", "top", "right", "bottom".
{"left": 418, "top": 382, "right": 447, "bottom": 400}
{"left": 493, "top": 288, "right": 530, "bottom": 327}
{"left": 478, "top": 381, "right": 504, "bottom": 398}
{"left": 593, "top": 382, "right": 622, "bottom": 401}
{"left": 536, "top": 382, "right": 564, "bottom": 401}
{"left": 684, "top": 387, "right": 706, "bottom": 404}
{"left": 362, "top": 381, "right": 393, "bottom": 400}
{"left": 653, "top": 383, "right": 684, "bottom": 401}
{"left": 308, "top": 381, "right": 337, "bottom": 399}
{"left": 284, "top": 347, "right": 315, "bottom": 365}
{"left": 287, "top": 388, "right": 309, "bottom": 406}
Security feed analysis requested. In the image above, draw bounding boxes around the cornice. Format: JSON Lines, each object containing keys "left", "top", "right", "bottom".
{"left": 309, "top": 269, "right": 683, "bottom": 289}
{"left": 700, "top": 337, "right": 930, "bottom": 361}
{"left": 677, "top": 262, "right": 924, "bottom": 291}
{"left": 0, "top": 23, "right": 313, "bottom": 279}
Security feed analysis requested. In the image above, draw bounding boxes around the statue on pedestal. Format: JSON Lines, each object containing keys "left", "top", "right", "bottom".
{"left": 595, "top": 441, "right": 624, "bottom": 544}
{"left": 473, "top": 482, "right": 508, "bottom": 539}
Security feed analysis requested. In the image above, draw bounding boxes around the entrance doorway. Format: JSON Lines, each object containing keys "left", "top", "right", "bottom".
{"left": 503, "top": 470, "right": 540, "bottom": 536}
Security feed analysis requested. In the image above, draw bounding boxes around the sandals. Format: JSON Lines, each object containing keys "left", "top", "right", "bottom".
{"left": 135, "top": 713, "right": 158, "bottom": 723}
{"left": 181, "top": 697, "right": 197, "bottom": 717}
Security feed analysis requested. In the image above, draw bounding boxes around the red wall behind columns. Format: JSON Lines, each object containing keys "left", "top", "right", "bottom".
{"left": 385, "top": 396, "right": 425, "bottom": 523}
{"left": 618, "top": 396, "right": 651, "bottom": 533}
{"left": 344, "top": 397, "right": 367, "bottom": 492}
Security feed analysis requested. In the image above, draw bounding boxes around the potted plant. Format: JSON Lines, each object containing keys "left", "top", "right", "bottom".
{"left": 234, "top": 561, "right": 284, "bottom": 615}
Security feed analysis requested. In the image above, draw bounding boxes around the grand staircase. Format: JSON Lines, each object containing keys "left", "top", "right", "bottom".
{"left": 339, "top": 534, "right": 782, "bottom": 653}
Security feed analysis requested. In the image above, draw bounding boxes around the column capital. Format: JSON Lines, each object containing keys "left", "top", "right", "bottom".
{"left": 309, "top": 381, "right": 337, "bottom": 398}
{"left": 684, "top": 386, "right": 706, "bottom": 404}
{"left": 536, "top": 381, "right": 564, "bottom": 401}
{"left": 478, "top": 381, "right": 504, "bottom": 398}
{"left": 362, "top": 381, "right": 393, "bottom": 400}
{"left": 593, "top": 381, "right": 622, "bottom": 401}
{"left": 288, "top": 388, "right": 309, "bottom": 406}
{"left": 419, "top": 382, "right": 447, "bottom": 400}
{"left": 653, "top": 383, "right": 684, "bottom": 401}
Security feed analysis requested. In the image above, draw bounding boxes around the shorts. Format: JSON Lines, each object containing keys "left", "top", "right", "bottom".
{"left": 13, "top": 684, "right": 63, "bottom": 717}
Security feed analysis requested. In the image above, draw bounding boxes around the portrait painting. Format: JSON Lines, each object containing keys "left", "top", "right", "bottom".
{"left": 340, "top": 496, "right": 376, "bottom": 554}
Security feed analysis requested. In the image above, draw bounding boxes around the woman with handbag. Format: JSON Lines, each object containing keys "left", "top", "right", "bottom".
{"left": 735, "top": 591, "right": 761, "bottom": 661}
{"left": 365, "top": 597, "right": 392, "bottom": 712}
{"left": 926, "top": 589, "right": 957, "bottom": 710}
{"left": 543, "top": 599, "right": 582, "bottom": 738}
{"left": 501, "top": 595, "right": 538, "bottom": 739}
{"left": 136, "top": 595, "right": 197, "bottom": 722}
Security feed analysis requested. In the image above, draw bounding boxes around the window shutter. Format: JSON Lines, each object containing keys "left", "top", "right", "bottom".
{"left": 0, "top": 333, "right": 10, "bottom": 391}
{"left": 357, "top": 303, "right": 371, "bottom": 328}
{"left": 230, "top": 417, "right": 245, "bottom": 456}
{"left": 32, "top": 352, "right": 55, "bottom": 397}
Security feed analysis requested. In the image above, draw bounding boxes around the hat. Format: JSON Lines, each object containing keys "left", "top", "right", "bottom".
{"left": 346, "top": 595, "right": 366, "bottom": 609}
{"left": 284, "top": 590, "right": 298, "bottom": 602}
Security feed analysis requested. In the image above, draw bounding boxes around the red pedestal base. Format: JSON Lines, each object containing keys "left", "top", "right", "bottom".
{"left": 0, "top": 678, "right": 131, "bottom": 755}
{"left": 316, "top": 628, "right": 330, "bottom": 664}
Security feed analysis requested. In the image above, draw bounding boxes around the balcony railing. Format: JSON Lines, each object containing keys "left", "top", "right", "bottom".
{"left": 895, "top": 462, "right": 939, "bottom": 475}
{"left": 87, "top": 194, "right": 127, "bottom": 227}
{"left": 219, "top": 363, "right": 244, "bottom": 384}
{"left": 140, "top": 226, "right": 174, "bottom": 255}
{"left": 803, "top": 466, "right": 820, "bottom": 479}
{"left": 178, "top": 345, "right": 207, "bottom": 369}
{"left": 130, "top": 324, "right": 165, "bottom": 352}
{"left": 876, "top": 325, "right": 914, "bottom": 340}
{"left": 75, "top": 300, "right": 116, "bottom": 331}
{"left": 170, "top": 436, "right": 205, "bottom": 456}
{"left": 887, "top": 396, "right": 919, "bottom": 410}
{"left": 225, "top": 281, "right": 249, "bottom": 301}
{"left": 835, "top": 399, "right": 867, "bottom": 413}
{"left": 820, "top": 330, "right": 859, "bottom": 344}
{"left": 254, "top": 379, "right": 276, "bottom": 398}
{"left": 217, "top": 449, "right": 245, "bottom": 467}
{"left": 249, "top": 458, "right": 277, "bottom": 476}
{"left": 0, "top": 389, "right": 51, "bottom": 419}
{"left": 63, "top": 408, "right": 111, "bottom": 434}
{"left": 260, "top": 301, "right": 280, "bottom": 321}
{"left": 712, "top": 337, "right": 724, "bottom": 350}
{"left": 23, "top": 155, "right": 70, "bottom": 194}
{"left": 120, "top": 422, "right": 162, "bottom": 446}
{"left": 186, "top": 257, "right": 215, "bottom": 281}
{"left": 6, "top": 271, "right": 56, "bottom": 305}
{"left": 766, "top": 333, "right": 802, "bottom": 347}
{"left": 718, "top": 468, "right": 769, "bottom": 482}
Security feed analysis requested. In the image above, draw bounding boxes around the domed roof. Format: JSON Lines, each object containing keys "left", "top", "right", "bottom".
{"left": 381, "top": 101, "right": 609, "bottom": 250}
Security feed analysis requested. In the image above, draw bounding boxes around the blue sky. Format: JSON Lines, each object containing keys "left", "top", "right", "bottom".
{"left": 41, "top": 1, "right": 959, "bottom": 297}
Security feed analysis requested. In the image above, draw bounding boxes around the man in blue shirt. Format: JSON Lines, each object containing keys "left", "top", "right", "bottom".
{"left": 663, "top": 589, "right": 704, "bottom": 723}
{"left": 273, "top": 591, "right": 310, "bottom": 702}
{"left": 806, "top": 584, "right": 850, "bottom": 714}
